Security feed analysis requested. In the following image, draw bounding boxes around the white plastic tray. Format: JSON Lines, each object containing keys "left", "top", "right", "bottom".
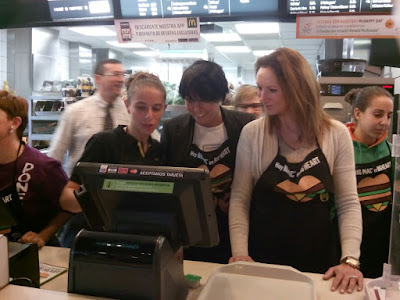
{"left": 366, "top": 277, "right": 400, "bottom": 300}
{"left": 198, "top": 262, "right": 316, "bottom": 300}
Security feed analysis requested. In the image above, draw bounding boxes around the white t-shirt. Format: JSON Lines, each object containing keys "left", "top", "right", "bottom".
{"left": 192, "top": 122, "right": 228, "bottom": 152}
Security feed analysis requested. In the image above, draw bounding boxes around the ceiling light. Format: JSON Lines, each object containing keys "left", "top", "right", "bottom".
{"left": 201, "top": 32, "right": 241, "bottom": 42}
{"left": 235, "top": 23, "right": 280, "bottom": 35}
{"left": 133, "top": 51, "right": 159, "bottom": 57}
{"left": 253, "top": 50, "right": 274, "bottom": 57}
{"left": 353, "top": 39, "right": 371, "bottom": 46}
{"left": 160, "top": 50, "right": 207, "bottom": 59}
{"left": 106, "top": 41, "right": 147, "bottom": 48}
{"left": 68, "top": 26, "right": 116, "bottom": 36}
{"left": 215, "top": 46, "right": 251, "bottom": 53}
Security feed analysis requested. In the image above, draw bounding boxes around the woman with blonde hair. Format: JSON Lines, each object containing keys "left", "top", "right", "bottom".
{"left": 229, "top": 48, "right": 363, "bottom": 293}
{"left": 234, "top": 84, "right": 264, "bottom": 119}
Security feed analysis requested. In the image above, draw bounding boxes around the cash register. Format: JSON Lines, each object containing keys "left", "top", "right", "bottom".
{"left": 68, "top": 162, "right": 219, "bottom": 300}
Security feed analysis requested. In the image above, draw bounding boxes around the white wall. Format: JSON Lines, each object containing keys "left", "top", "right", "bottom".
{"left": 0, "top": 29, "right": 6, "bottom": 87}
{"left": 59, "top": 39, "right": 69, "bottom": 80}
{"left": 385, "top": 67, "right": 400, "bottom": 95}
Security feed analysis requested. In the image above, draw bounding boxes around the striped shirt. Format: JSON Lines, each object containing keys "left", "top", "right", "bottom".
{"left": 48, "top": 92, "right": 130, "bottom": 175}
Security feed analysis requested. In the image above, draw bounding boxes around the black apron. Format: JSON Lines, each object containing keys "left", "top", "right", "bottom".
{"left": 356, "top": 142, "right": 392, "bottom": 278}
{"left": 0, "top": 143, "right": 28, "bottom": 241}
{"left": 249, "top": 145, "right": 339, "bottom": 273}
{"left": 183, "top": 139, "right": 235, "bottom": 263}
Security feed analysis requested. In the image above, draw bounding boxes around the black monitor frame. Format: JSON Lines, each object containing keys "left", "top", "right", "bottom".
{"left": 112, "top": 0, "right": 289, "bottom": 23}
{"left": 74, "top": 162, "right": 219, "bottom": 248}
{"left": 0, "top": 0, "right": 294, "bottom": 28}
{"left": 369, "top": 38, "right": 400, "bottom": 68}
{"left": 48, "top": 0, "right": 115, "bottom": 22}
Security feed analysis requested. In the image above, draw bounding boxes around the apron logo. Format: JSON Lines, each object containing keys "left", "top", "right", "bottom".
{"left": 320, "top": 193, "right": 330, "bottom": 202}
{"left": 357, "top": 173, "right": 391, "bottom": 212}
{"left": 275, "top": 176, "right": 325, "bottom": 202}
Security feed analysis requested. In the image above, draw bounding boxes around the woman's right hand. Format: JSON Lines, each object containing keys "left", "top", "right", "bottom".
{"left": 229, "top": 255, "right": 255, "bottom": 263}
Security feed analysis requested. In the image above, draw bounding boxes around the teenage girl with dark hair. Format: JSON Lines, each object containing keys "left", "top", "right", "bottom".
{"left": 345, "top": 86, "right": 394, "bottom": 278}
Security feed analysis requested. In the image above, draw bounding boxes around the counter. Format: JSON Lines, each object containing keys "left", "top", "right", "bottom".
{"left": 0, "top": 246, "right": 370, "bottom": 300}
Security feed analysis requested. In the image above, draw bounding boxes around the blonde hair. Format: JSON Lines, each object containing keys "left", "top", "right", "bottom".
{"left": 234, "top": 84, "right": 259, "bottom": 108}
{"left": 125, "top": 71, "right": 166, "bottom": 104}
{"left": 255, "top": 47, "right": 331, "bottom": 142}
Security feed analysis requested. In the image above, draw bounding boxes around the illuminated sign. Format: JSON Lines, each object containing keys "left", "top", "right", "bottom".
{"left": 48, "top": 0, "right": 114, "bottom": 21}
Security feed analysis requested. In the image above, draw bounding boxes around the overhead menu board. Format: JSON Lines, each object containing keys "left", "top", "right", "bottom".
{"left": 288, "top": 0, "right": 393, "bottom": 15}
{"left": 119, "top": 0, "right": 279, "bottom": 19}
{"left": 48, "top": 0, "right": 114, "bottom": 21}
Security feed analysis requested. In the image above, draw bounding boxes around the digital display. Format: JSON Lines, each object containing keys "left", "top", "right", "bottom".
{"left": 48, "top": 0, "right": 114, "bottom": 21}
{"left": 330, "top": 84, "right": 342, "bottom": 95}
{"left": 119, "top": 0, "right": 279, "bottom": 19}
{"left": 288, "top": 0, "right": 393, "bottom": 15}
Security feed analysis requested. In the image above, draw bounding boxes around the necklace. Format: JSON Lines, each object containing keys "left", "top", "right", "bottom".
{"left": 278, "top": 127, "right": 304, "bottom": 151}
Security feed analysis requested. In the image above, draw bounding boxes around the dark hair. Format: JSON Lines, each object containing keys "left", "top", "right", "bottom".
{"left": 255, "top": 47, "right": 331, "bottom": 142}
{"left": 94, "top": 59, "right": 122, "bottom": 75}
{"left": 344, "top": 86, "right": 393, "bottom": 120}
{"left": 0, "top": 91, "right": 28, "bottom": 140}
{"left": 126, "top": 71, "right": 166, "bottom": 104}
{"left": 179, "top": 60, "right": 229, "bottom": 102}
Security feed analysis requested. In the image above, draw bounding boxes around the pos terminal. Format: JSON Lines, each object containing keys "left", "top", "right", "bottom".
{"left": 68, "top": 162, "right": 219, "bottom": 300}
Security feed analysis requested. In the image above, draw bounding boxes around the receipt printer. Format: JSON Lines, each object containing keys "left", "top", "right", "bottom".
{"left": 8, "top": 241, "right": 39, "bottom": 288}
{"left": 68, "top": 230, "right": 188, "bottom": 300}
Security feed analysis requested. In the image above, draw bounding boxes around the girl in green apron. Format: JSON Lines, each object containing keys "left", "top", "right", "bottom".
{"left": 344, "top": 86, "right": 393, "bottom": 278}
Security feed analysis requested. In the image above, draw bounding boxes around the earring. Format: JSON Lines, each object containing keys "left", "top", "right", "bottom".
{"left": 9, "top": 127, "right": 14, "bottom": 134}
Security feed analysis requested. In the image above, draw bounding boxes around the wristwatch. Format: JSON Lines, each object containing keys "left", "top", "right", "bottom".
{"left": 340, "top": 256, "right": 360, "bottom": 269}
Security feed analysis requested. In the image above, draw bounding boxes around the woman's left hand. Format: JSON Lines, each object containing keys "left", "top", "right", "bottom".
{"left": 323, "top": 263, "right": 363, "bottom": 294}
{"left": 18, "top": 231, "right": 46, "bottom": 248}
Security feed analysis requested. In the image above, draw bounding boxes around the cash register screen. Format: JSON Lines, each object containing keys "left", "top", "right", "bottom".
{"left": 74, "top": 162, "right": 219, "bottom": 248}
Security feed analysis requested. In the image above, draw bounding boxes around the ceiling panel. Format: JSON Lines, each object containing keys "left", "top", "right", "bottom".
{"left": 53, "top": 20, "right": 326, "bottom": 79}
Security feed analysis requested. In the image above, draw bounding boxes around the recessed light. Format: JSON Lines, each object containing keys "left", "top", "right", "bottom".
{"left": 133, "top": 51, "right": 159, "bottom": 57}
{"left": 253, "top": 50, "right": 274, "bottom": 57}
{"left": 160, "top": 50, "right": 208, "bottom": 59}
{"left": 106, "top": 41, "right": 147, "bottom": 48}
{"left": 215, "top": 46, "right": 251, "bottom": 53}
{"left": 201, "top": 32, "right": 241, "bottom": 42}
{"left": 235, "top": 23, "right": 280, "bottom": 35}
{"left": 68, "top": 26, "right": 116, "bottom": 36}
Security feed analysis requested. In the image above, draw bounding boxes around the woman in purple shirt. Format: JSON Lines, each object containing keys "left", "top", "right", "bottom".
{"left": 0, "top": 91, "right": 70, "bottom": 247}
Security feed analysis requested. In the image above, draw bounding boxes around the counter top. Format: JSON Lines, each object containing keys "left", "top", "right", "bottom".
{"left": 0, "top": 246, "right": 370, "bottom": 300}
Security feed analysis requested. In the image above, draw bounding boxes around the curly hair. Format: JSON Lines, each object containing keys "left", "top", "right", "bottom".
{"left": 0, "top": 91, "right": 28, "bottom": 140}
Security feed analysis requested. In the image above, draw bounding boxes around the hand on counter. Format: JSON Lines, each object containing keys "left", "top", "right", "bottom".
{"left": 323, "top": 264, "right": 363, "bottom": 294}
{"left": 228, "top": 255, "right": 255, "bottom": 263}
{"left": 19, "top": 231, "right": 46, "bottom": 248}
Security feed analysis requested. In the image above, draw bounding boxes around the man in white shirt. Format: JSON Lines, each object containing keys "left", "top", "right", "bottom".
{"left": 48, "top": 59, "right": 130, "bottom": 175}
{"left": 48, "top": 59, "right": 130, "bottom": 247}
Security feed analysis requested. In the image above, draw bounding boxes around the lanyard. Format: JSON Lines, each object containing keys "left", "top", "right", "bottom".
{"left": 13, "top": 142, "right": 23, "bottom": 185}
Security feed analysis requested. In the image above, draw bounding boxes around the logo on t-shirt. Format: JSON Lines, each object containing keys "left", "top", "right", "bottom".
{"left": 16, "top": 162, "right": 34, "bottom": 201}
